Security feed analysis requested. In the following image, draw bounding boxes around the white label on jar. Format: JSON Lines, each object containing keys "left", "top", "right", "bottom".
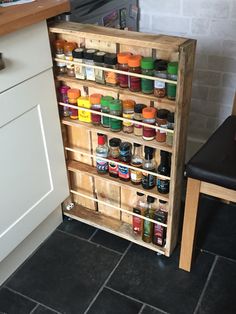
{"left": 160, "top": 124, "right": 167, "bottom": 134}
{"left": 86, "top": 67, "right": 95, "bottom": 81}
{"left": 155, "top": 80, "right": 165, "bottom": 89}
{"left": 123, "top": 113, "right": 134, "bottom": 126}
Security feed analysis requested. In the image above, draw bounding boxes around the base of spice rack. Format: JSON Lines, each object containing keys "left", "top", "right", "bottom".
{"left": 64, "top": 203, "right": 166, "bottom": 255}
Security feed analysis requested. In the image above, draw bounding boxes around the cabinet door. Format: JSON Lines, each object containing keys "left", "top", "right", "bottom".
{"left": 0, "top": 69, "right": 69, "bottom": 262}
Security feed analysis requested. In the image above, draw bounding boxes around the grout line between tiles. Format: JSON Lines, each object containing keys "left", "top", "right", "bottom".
{"left": 193, "top": 255, "right": 218, "bottom": 314}
{"left": 57, "top": 229, "right": 123, "bottom": 256}
{"left": 88, "top": 228, "right": 98, "bottom": 241}
{"left": 200, "top": 249, "right": 236, "bottom": 263}
{"left": 83, "top": 242, "right": 132, "bottom": 314}
{"left": 138, "top": 304, "right": 146, "bottom": 314}
{"left": 4, "top": 287, "right": 61, "bottom": 314}
{"left": 29, "top": 304, "right": 39, "bottom": 314}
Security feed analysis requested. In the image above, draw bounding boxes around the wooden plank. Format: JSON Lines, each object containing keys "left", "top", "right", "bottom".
{"left": 0, "top": 0, "right": 70, "bottom": 37}
{"left": 179, "top": 178, "right": 201, "bottom": 272}
{"left": 200, "top": 182, "right": 236, "bottom": 202}
{"left": 64, "top": 203, "right": 165, "bottom": 254}
{"left": 166, "top": 39, "right": 197, "bottom": 256}
{"left": 85, "top": 38, "right": 117, "bottom": 53}
{"left": 119, "top": 44, "right": 152, "bottom": 57}
{"left": 49, "top": 22, "right": 189, "bottom": 51}
{"left": 120, "top": 188, "right": 136, "bottom": 225}
{"left": 67, "top": 160, "right": 169, "bottom": 201}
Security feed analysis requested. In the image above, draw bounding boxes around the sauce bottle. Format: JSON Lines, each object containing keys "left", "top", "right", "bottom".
{"left": 130, "top": 143, "right": 143, "bottom": 185}
{"left": 153, "top": 202, "right": 168, "bottom": 247}
{"left": 132, "top": 192, "right": 147, "bottom": 235}
{"left": 142, "top": 146, "right": 156, "bottom": 190}
{"left": 157, "top": 151, "right": 171, "bottom": 194}
{"left": 142, "top": 196, "right": 155, "bottom": 243}
{"left": 96, "top": 134, "right": 109, "bottom": 174}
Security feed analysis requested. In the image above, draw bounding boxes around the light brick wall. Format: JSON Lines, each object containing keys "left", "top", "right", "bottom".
{"left": 139, "top": 0, "right": 236, "bottom": 160}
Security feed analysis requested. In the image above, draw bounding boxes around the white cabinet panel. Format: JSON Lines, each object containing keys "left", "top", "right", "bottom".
{"left": 0, "top": 69, "right": 69, "bottom": 261}
{"left": 0, "top": 21, "right": 52, "bottom": 93}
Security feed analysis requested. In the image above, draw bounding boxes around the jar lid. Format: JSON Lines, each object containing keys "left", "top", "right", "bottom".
{"left": 64, "top": 42, "right": 77, "bottom": 52}
{"left": 141, "top": 57, "right": 155, "bottom": 70}
{"left": 84, "top": 49, "right": 97, "bottom": 59}
{"left": 90, "top": 93, "right": 102, "bottom": 104}
{"left": 137, "top": 192, "right": 144, "bottom": 196}
{"left": 134, "top": 103, "right": 146, "bottom": 113}
{"left": 167, "top": 112, "right": 175, "bottom": 123}
{"left": 159, "top": 200, "right": 167, "bottom": 204}
{"left": 120, "top": 142, "right": 132, "bottom": 151}
{"left": 134, "top": 143, "right": 141, "bottom": 147}
{"left": 155, "top": 59, "right": 168, "bottom": 71}
{"left": 67, "top": 88, "right": 81, "bottom": 98}
{"left": 59, "top": 85, "right": 70, "bottom": 94}
{"left": 142, "top": 107, "right": 156, "bottom": 119}
{"left": 117, "top": 52, "right": 132, "bottom": 64}
{"left": 109, "top": 138, "right": 121, "bottom": 147}
{"left": 94, "top": 51, "right": 106, "bottom": 63}
{"left": 144, "top": 146, "right": 154, "bottom": 154}
{"left": 98, "top": 134, "right": 105, "bottom": 145}
{"left": 77, "top": 96, "right": 90, "bottom": 106}
{"left": 147, "top": 196, "right": 155, "bottom": 203}
{"left": 123, "top": 99, "right": 135, "bottom": 110}
{"left": 128, "top": 55, "right": 141, "bottom": 67}
{"left": 101, "top": 96, "right": 114, "bottom": 107}
{"left": 54, "top": 39, "right": 66, "bottom": 50}
{"left": 109, "top": 99, "right": 122, "bottom": 110}
{"left": 72, "top": 48, "right": 84, "bottom": 59}
{"left": 157, "top": 109, "right": 169, "bottom": 119}
{"left": 104, "top": 53, "right": 117, "bottom": 65}
{"left": 167, "top": 62, "right": 178, "bottom": 75}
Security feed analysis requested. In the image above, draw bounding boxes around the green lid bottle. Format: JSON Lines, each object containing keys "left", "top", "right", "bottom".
{"left": 110, "top": 99, "right": 122, "bottom": 132}
{"left": 167, "top": 62, "right": 178, "bottom": 101}
{"left": 101, "top": 95, "right": 113, "bottom": 128}
{"left": 141, "top": 57, "right": 155, "bottom": 94}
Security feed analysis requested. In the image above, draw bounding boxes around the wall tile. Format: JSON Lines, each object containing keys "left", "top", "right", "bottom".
{"left": 208, "top": 55, "right": 236, "bottom": 73}
{"left": 211, "top": 20, "right": 236, "bottom": 40}
{"left": 183, "top": 0, "right": 230, "bottom": 18}
{"left": 151, "top": 15, "right": 190, "bottom": 35}
{"left": 139, "top": 0, "right": 181, "bottom": 15}
{"left": 222, "top": 73, "right": 236, "bottom": 89}
{"left": 222, "top": 40, "right": 236, "bottom": 58}
{"left": 193, "top": 70, "right": 221, "bottom": 86}
{"left": 192, "top": 85, "right": 209, "bottom": 100}
{"left": 191, "top": 18, "right": 210, "bottom": 35}
{"left": 208, "top": 87, "right": 235, "bottom": 104}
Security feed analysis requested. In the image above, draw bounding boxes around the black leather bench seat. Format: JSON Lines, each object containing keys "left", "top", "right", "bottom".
{"left": 186, "top": 116, "right": 236, "bottom": 190}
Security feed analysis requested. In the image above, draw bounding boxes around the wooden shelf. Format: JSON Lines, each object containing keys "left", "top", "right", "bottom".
{"left": 56, "top": 75, "right": 176, "bottom": 112}
{"left": 68, "top": 160, "right": 169, "bottom": 202}
{"left": 62, "top": 117, "right": 173, "bottom": 153}
{"left": 64, "top": 203, "right": 166, "bottom": 255}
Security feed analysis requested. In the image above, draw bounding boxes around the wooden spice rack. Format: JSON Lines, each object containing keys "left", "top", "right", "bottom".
{"left": 49, "top": 21, "right": 196, "bottom": 256}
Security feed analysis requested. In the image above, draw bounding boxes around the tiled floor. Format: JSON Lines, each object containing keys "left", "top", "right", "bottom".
{"left": 1, "top": 195, "right": 236, "bottom": 314}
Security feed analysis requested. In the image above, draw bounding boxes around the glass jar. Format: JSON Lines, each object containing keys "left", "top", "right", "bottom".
{"left": 58, "top": 85, "right": 71, "bottom": 117}
{"left": 159, "top": 199, "right": 168, "bottom": 212}
{"left": 77, "top": 96, "right": 91, "bottom": 123}
{"left": 72, "top": 48, "right": 86, "bottom": 80}
{"left": 142, "top": 107, "right": 157, "bottom": 141}
{"left": 156, "top": 109, "right": 169, "bottom": 143}
{"left": 90, "top": 93, "right": 102, "bottom": 126}
{"left": 94, "top": 51, "right": 106, "bottom": 85}
{"left": 133, "top": 103, "right": 146, "bottom": 136}
{"left": 166, "top": 112, "right": 175, "bottom": 146}
{"left": 84, "top": 49, "right": 97, "bottom": 81}
{"left": 141, "top": 57, "right": 155, "bottom": 94}
{"left": 109, "top": 138, "right": 121, "bottom": 178}
{"left": 101, "top": 96, "right": 113, "bottom": 128}
{"left": 110, "top": 99, "right": 122, "bottom": 132}
{"left": 122, "top": 99, "right": 135, "bottom": 134}
{"left": 130, "top": 143, "right": 143, "bottom": 185}
{"left": 154, "top": 60, "right": 167, "bottom": 98}
{"left": 119, "top": 142, "right": 132, "bottom": 181}
{"left": 104, "top": 53, "right": 118, "bottom": 86}
{"left": 64, "top": 42, "right": 77, "bottom": 77}
{"left": 67, "top": 89, "right": 81, "bottom": 120}
{"left": 54, "top": 39, "right": 67, "bottom": 74}
{"left": 128, "top": 55, "right": 141, "bottom": 92}
{"left": 117, "top": 52, "right": 131, "bottom": 88}
{"left": 167, "top": 62, "right": 178, "bottom": 100}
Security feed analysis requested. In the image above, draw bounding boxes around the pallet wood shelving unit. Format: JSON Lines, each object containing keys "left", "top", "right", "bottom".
{"left": 49, "top": 22, "right": 196, "bottom": 257}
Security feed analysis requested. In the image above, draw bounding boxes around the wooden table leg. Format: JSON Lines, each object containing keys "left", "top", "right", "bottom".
{"left": 179, "top": 178, "right": 201, "bottom": 272}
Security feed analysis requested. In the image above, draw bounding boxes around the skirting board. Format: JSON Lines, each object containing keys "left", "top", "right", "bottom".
{"left": 0, "top": 206, "right": 62, "bottom": 285}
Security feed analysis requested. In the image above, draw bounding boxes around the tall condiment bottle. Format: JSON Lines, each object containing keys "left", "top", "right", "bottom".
{"left": 142, "top": 146, "right": 156, "bottom": 190}
{"left": 142, "top": 196, "right": 155, "bottom": 243}
{"left": 96, "top": 134, "right": 109, "bottom": 174}
{"left": 157, "top": 151, "right": 171, "bottom": 194}
{"left": 132, "top": 192, "right": 147, "bottom": 235}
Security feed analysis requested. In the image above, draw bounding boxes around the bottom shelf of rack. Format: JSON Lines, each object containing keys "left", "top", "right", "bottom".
{"left": 63, "top": 204, "right": 166, "bottom": 255}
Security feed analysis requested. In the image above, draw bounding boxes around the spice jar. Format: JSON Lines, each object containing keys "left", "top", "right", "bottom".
{"left": 154, "top": 60, "right": 168, "bottom": 98}
{"left": 67, "top": 89, "right": 81, "bottom": 119}
{"left": 142, "top": 107, "right": 157, "bottom": 141}
{"left": 117, "top": 52, "right": 132, "bottom": 88}
{"left": 90, "top": 93, "right": 102, "bottom": 126}
{"left": 94, "top": 51, "right": 106, "bottom": 85}
{"left": 167, "top": 62, "right": 178, "bottom": 100}
{"left": 104, "top": 53, "right": 118, "bottom": 86}
{"left": 123, "top": 99, "right": 135, "bottom": 134}
{"left": 58, "top": 85, "right": 71, "bottom": 117}
{"left": 54, "top": 39, "right": 67, "bottom": 74}
{"left": 156, "top": 109, "right": 169, "bottom": 143}
{"left": 134, "top": 104, "right": 146, "bottom": 136}
{"left": 141, "top": 57, "right": 155, "bottom": 94}
{"left": 84, "top": 49, "right": 97, "bottom": 81}
{"left": 77, "top": 96, "right": 91, "bottom": 123}
{"left": 110, "top": 99, "right": 122, "bottom": 132}
{"left": 109, "top": 138, "right": 121, "bottom": 178}
{"left": 64, "top": 42, "right": 77, "bottom": 77}
{"left": 101, "top": 96, "right": 113, "bottom": 128}
{"left": 166, "top": 112, "right": 175, "bottom": 146}
{"left": 128, "top": 55, "right": 141, "bottom": 92}
{"left": 119, "top": 142, "right": 132, "bottom": 181}
{"left": 72, "top": 48, "right": 86, "bottom": 80}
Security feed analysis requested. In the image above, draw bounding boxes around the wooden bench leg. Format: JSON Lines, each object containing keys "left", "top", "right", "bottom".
{"left": 179, "top": 178, "right": 201, "bottom": 272}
